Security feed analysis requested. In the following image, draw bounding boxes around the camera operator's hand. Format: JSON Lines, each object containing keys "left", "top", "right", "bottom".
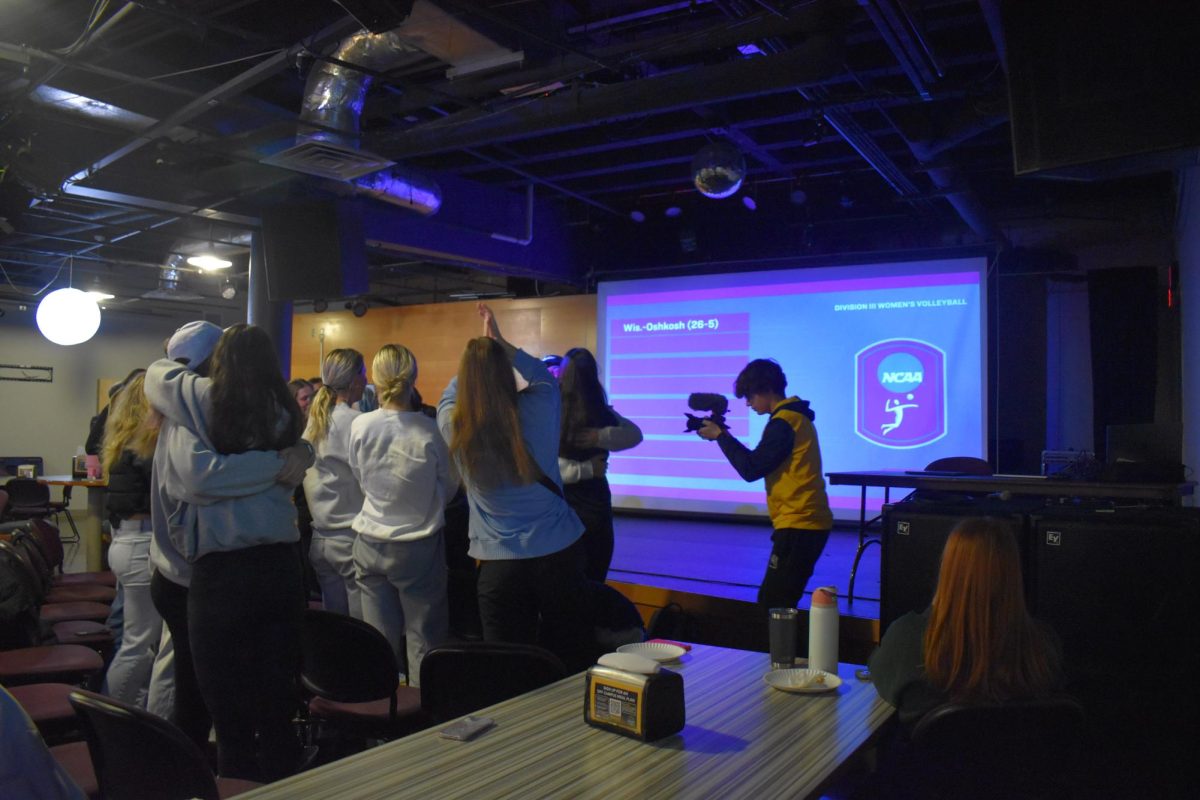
{"left": 697, "top": 419, "right": 724, "bottom": 440}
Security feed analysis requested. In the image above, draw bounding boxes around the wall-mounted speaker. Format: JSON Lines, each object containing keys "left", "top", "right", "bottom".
{"left": 260, "top": 200, "right": 368, "bottom": 302}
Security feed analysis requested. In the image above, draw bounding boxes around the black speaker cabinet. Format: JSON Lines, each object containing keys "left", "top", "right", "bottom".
{"left": 1030, "top": 509, "right": 1200, "bottom": 692}
{"left": 260, "top": 199, "right": 368, "bottom": 302}
{"left": 881, "top": 500, "right": 1030, "bottom": 632}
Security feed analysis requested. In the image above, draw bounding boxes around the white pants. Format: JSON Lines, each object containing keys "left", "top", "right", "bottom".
{"left": 353, "top": 533, "right": 449, "bottom": 688}
{"left": 310, "top": 528, "right": 361, "bottom": 619}
{"left": 104, "top": 522, "right": 162, "bottom": 708}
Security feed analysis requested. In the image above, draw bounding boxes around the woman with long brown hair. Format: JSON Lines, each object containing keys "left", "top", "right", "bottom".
{"left": 557, "top": 346, "right": 642, "bottom": 582}
{"left": 438, "top": 304, "right": 592, "bottom": 671}
{"left": 869, "top": 517, "right": 1062, "bottom": 725}
{"left": 146, "top": 322, "right": 313, "bottom": 780}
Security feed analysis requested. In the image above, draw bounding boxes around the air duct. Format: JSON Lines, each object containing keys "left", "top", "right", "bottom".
{"left": 287, "top": 1, "right": 523, "bottom": 217}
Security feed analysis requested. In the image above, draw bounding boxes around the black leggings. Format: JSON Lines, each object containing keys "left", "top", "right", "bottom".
{"left": 149, "top": 571, "right": 211, "bottom": 753}
{"left": 188, "top": 543, "right": 305, "bottom": 781}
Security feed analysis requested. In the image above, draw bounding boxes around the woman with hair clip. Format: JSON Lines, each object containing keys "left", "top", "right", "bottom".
{"left": 557, "top": 347, "right": 642, "bottom": 582}
{"left": 348, "top": 344, "right": 456, "bottom": 685}
{"left": 302, "top": 348, "right": 367, "bottom": 617}
{"left": 101, "top": 372, "right": 165, "bottom": 709}
{"left": 869, "top": 517, "right": 1063, "bottom": 727}
{"left": 437, "top": 304, "right": 592, "bottom": 671}
{"left": 147, "top": 322, "right": 312, "bottom": 781}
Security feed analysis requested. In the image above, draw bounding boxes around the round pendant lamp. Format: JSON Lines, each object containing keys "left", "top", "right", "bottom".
{"left": 36, "top": 287, "right": 101, "bottom": 345}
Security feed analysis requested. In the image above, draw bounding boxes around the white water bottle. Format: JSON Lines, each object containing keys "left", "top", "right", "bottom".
{"left": 807, "top": 586, "right": 839, "bottom": 674}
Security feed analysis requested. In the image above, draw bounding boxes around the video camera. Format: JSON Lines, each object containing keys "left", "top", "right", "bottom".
{"left": 684, "top": 392, "right": 728, "bottom": 432}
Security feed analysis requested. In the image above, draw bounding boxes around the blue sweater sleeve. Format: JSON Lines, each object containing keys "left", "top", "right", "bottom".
{"left": 715, "top": 417, "right": 793, "bottom": 482}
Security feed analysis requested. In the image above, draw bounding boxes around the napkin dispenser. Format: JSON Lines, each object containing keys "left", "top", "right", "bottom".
{"left": 583, "top": 653, "right": 685, "bottom": 741}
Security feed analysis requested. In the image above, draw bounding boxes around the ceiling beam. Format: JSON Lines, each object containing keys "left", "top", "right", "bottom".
{"left": 370, "top": 31, "right": 845, "bottom": 158}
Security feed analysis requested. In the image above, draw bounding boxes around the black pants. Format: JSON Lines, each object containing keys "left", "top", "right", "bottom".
{"left": 756, "top": 527, "right": 831, "bottom": 610}
{"left": 566, "top": 479, "right": 615, "bottom": 583}
{"left": 188, "top": 543, "right": 305, "bottom": 781}
{"left": 149, "top": 571, "right": 211, "bottom": 753}
{"left": 476, "top": 540, "right": 594, "bottom": 673}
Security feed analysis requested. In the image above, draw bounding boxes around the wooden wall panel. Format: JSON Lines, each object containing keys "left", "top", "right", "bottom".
{"left": 291, "top": 295, "right": 597, "bottom": 400}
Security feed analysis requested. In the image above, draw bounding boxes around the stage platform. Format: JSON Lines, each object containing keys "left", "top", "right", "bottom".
{"left": 608, "top": 514, "right": 881, "bottom": 660}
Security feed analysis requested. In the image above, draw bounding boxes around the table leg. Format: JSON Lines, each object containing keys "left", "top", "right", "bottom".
{"left": 84, "top": 486, "right": 105, "bottom": 572}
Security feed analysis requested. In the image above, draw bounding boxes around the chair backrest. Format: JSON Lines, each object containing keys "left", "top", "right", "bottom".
{"left": 68, "top": 688, "right": 222, "bottom": 800}
{"left": 301, "top": 609, "right": 400, "bottom": 707}
{"left": 925, "top": 456, "right": 993, "bottom": 476}
{"left": 4, "top": 478, "right": 51, "bottom": 510}
{"left": 0, "top": 488, "right": 8, "bottom": 518}
{"left": 419, "top": 642, "right": 568, "bottom": 724}
{"left": 910, "top": 695, "right": 1085, "bottom": 799}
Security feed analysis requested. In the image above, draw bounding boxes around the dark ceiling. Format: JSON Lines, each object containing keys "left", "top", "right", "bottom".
{"left": 0, "top": 0, "right": 1185, "bottom": 320}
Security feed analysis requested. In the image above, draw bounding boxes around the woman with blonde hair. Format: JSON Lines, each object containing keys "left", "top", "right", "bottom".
{"left": 438, "top": 305, "right": 592, "bottom": 671}
{"left": 869, "top": 517, "right": 1062, "bottom": 726}
{"left": 349, "top": 344, "right": 456, "bottom": 685}
{"left": 302, "top": 348, "right": 367, "bottom": 617}
{"left": 101, "top": 372, "right": 165, "bottom": 708}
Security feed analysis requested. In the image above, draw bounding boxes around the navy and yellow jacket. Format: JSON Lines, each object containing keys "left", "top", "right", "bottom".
{"left": 716, "top": 397, "right": 833, "bottom": 531}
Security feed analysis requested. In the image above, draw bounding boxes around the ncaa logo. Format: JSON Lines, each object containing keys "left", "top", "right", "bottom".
{"left": 855, "top": 339, "right": 946, "bottom": 448}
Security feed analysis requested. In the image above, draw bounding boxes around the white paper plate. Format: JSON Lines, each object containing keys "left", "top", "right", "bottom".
{"left": 763, "top": 668, "right": 842, "bottom": 694}
{"left": 616, "top": 642, "right": 687, "bottom": 662}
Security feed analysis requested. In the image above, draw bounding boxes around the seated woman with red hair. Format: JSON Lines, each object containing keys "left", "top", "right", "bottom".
{"left": 869, "top": 517, "right": 1063, "bottom": 727}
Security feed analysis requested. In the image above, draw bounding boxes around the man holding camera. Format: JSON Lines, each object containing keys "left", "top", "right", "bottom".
{"left": 697, "top": 359, "right": 833, "bottom": 609}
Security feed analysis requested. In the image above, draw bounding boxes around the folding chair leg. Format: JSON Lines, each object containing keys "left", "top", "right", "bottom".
{"left": 58, "top": 508, "right": 81, "bottom": 544}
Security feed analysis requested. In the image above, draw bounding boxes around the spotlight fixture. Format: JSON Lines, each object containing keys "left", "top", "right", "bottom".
{"left": 664, "top": 206, "right": 682, "bottom": 218}
{"left": 790, "top": 187, "right": 808, "bottom": 205}
{"left": 85, "top": 275, "right": 114, "bottom": 301}
{"left": 313, "top": 299, "right": 329, "bottom": 313}
{"left": 629, "top": 210, "right": 646, "bottom": 223}
{"left": 742, "top": 196, "right": 757, "bottom": 211}
{"left": 346, "top": 299, "right": 369, "bottom": 318}
{"left": 187, "top": 254, "right": 233, "bottom": 271}
{"left": 220, "top": 277, "right": 237, "bottom": 300}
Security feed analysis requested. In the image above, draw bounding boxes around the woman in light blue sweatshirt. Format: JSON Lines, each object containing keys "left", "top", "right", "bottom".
{"left": 147, "top": 323, "right": 311, "bottom": 781}
{"left": 438, "top": 304, "right": 592, "bottom": 671}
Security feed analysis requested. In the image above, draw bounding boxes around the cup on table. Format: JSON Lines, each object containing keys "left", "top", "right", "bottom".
{"left": 768, "top": 607, "right": 799, "bottom": 670}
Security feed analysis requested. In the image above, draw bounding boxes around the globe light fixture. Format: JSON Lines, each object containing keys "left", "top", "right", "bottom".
{"left": 220, "top": 277, "right": 237, "bottom": 300}
{"left": 36, "top": 287, "right": 101, "bottom": 345}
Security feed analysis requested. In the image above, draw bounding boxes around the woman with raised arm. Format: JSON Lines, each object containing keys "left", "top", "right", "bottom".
{"left": 557, "top": 347, "right": 642, "bottom": 582}
{"left": 302, "top": 348, "right": 367, "bottom": 617}
{"left": 438, "top": 304, "right": 593, "bottom": 671}
{"left": 349, "top": 344, "right": 456, "bottom": 685}
{"left": 869, "top": 517, "right": 1062, "bottom": 727}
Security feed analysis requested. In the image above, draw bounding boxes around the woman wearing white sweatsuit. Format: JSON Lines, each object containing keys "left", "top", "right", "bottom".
{"left": 349, "top": 344, "right": 457, "bottom": 686}
{"left": 302, "top": 348, "right": 367, "bottom": 618}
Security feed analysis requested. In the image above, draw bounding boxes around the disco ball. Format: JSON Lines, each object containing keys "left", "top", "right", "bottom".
{"left": 691, "top": 142, "right": 746, "bottom": 199}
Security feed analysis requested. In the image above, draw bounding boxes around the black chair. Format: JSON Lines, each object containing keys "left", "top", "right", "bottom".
{"left": 924, "top": 455, "right": 993, "bottom": 475}
{"left": 68, "top": 688, "right": 261, "bottom": 800}
{"left": 419, "top": 641, "right": 568, "bottom": 724}
{"left": 907, "top": 695, "right": 1086, "bottom": 799}
{"left": 3, "top": 477, "right": 80, "bottom": 542}
{"left": 301, "top": 609, "right": 425, "bottom": 743}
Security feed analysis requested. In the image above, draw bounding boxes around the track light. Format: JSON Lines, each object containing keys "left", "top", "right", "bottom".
{"left": 346, "top": 299, "right": 368, "bottom": 317}
{"left": 187, "top": 254, "right": 233, "bottom": 270}
{"left": 313, "top": 299, "right": 328, "bottom": 313}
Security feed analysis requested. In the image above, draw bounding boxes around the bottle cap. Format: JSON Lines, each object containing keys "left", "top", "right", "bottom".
{"left": 812, "top": 586, "right": 838, "bottom": 607}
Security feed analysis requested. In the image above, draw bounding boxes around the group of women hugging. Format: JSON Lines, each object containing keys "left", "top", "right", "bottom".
{"left": 93, "top": 303, "right": 642, "bottom": 782}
